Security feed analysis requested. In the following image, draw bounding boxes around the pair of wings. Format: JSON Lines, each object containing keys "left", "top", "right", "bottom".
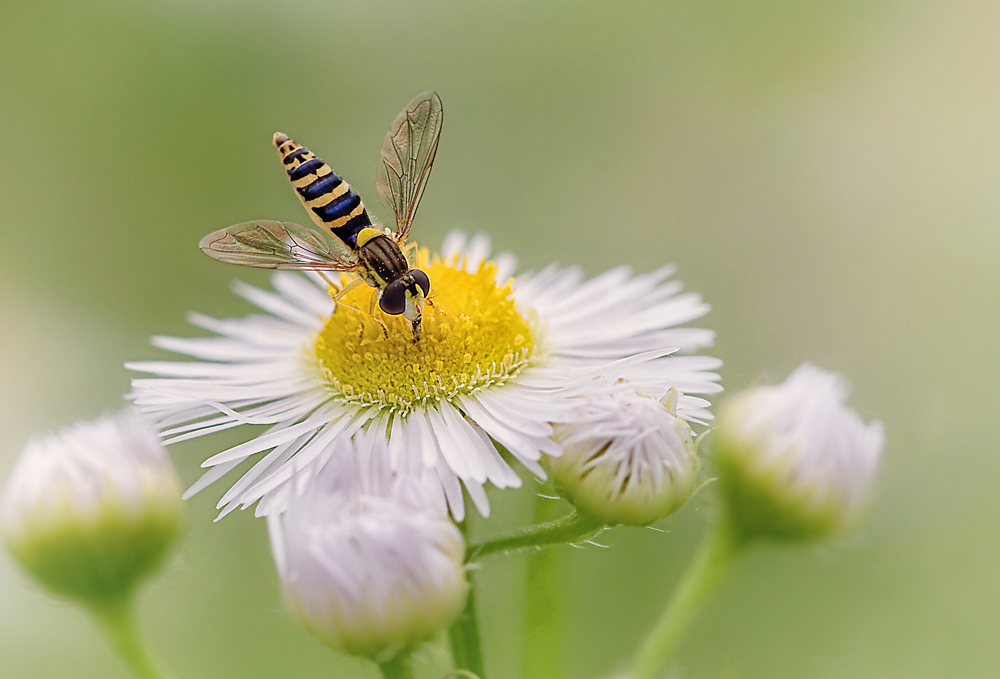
{"left": 199, "top": 91, "right": 443, "bottom": 272}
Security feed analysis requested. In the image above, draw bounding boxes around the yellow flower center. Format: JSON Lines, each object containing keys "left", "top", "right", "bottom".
{"left": 311, "top": 247, "right": 536, "bottom": 414}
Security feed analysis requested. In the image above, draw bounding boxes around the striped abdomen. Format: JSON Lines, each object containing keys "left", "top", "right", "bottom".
{"left": 273, "top": 132, "right": 372, "bottom": 250}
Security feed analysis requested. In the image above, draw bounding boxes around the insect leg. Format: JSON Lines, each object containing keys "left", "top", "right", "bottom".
{"left": 402, "top": 241, "right": 419, "bottom": 266}
{"left": 334, "top": 299, "right": 366, "bottom": 319}
{"left": 368, "top": 290, "right": 390, "bottom": 339}
{"left": 317, "top": 271, "right": 340, "bottom": 293}
{"left": 332, "top": 276, "right": 365, "bottom": 301}
{"left": 328, "top": 277, "right": 370, "bottom": 323}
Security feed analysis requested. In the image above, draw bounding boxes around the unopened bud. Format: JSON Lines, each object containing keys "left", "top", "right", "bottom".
{"left": 1, "top": 409, "right": 184, "bottom": 603}
{"left": 712, "top": 363, "right": 884, "bottom": 541}
{"left": 550, "top": 385, "right": 699, "bottom": 526}
{"left": 268, "top": 442, "right": 467, "bottom": 660}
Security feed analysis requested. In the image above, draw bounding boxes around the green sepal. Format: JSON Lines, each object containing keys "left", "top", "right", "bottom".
{"left": 6, "top": 499, "right": 183, "bottom": 604}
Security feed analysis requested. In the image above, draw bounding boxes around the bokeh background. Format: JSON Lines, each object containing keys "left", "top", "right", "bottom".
{"left": 1, "top": 1, "right": 997, "bottom": 677}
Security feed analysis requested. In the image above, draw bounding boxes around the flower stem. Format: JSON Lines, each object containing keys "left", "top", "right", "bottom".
{"left": 523, "top": 493, "right": 565, "bottom": 679}
{"left": 629, "top": 512, "right": 747, "bottom": 679}
{"left": 378, "top": 653, "right": 415, "bottom": 679}
{"left": 465, "top": 510, "right": 604, "bottom": 562}
{"left": 87, "top": 594, "right": 169, "bottom": 679}
{"left": 449, "top": 520, "right": 487, "bottom": 678}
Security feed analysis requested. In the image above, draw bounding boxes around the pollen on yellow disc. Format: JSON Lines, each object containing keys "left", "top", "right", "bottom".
{"left": 311, "top": 248, "right": 536, "bottom": 413}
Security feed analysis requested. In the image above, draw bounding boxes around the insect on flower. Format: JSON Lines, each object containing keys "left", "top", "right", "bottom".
{"left": 199, "top": 91, "right": 444, "bottom": 340}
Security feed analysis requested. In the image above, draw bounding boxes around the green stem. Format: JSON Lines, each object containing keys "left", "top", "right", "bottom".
{"left": 449, "top": 520, "right": 486, "bottom": 678}
{"left": 378, "top": 653, "right": 414, "bottom": 679}
{"left": 87, "top": 594, "right": 169, "bottom": 679}
{"left": 523, "top": 493, "right": 565, "bottom": 679}
{"left": 630, "top": 513, "right": 747, "bottom": 679}
{"left": 466, "top": 511, "right": 604, "bottom": 563}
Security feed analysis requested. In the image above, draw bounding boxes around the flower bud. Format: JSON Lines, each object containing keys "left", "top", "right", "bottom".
{"left": 1, "top": 409, "right": 184, "bottom": 603}
{"left": 550, "top": 384, "right": 699, "bottom": 526}
{"left": 268, "top": 441, "right": 467, "bottom": 660}
{"left": 712, "top": 363, "right": 884, "bottom": 541}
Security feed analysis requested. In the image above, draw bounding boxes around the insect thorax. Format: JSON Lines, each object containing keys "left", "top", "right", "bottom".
{"left": 358, "top": 233, "right": 409, "bottom": 287}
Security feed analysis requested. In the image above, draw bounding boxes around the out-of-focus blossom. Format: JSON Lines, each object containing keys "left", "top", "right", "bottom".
{"left": 1, "top": 409, "right": 184, "bottom": 603}
{"left": 267, "top": 439, "right": 466, "bottom": 659}
{"left": 713, "top": 363, "right": 884, "bottom": 541}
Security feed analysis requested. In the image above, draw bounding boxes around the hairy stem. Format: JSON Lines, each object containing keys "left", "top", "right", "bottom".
{"left": 378, "top": 653, "right": 414, "bottom": 679}
{"left": 466, "top": 510, "right": 604, "bottom": 563}
{"left": 449, "top": 520, "right": 486, "bottom": 678}
{"left": 523, "top": 493, "right": 566, "bottom": 679}
{"left": 88, "top": 594, "right": 169, "bottom": 679}
{"left": 629, "top": 512, "right": 747, "bottom": 679}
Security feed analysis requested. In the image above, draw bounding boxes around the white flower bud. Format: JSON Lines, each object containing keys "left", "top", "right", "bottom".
{"left": 712, "top": 363, "right": 885, "bottom": 541}
{"left": 1, "top": 409, "right": 184, "bottom": 603}
{"left": 268, "top": 441, "right": 467, "bottom": 660}
{"left": 550, "top": 384, "right": 699, "bottom": 526}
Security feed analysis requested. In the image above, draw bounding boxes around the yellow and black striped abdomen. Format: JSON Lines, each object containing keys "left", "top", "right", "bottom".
{"left": 273, "top": 132, "right": 373, "bottom": 250}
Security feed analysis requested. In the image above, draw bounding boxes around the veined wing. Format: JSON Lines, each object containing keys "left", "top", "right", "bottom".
{"left": 199, "top": 220, "right": 358, "bottom": 271}
{"left": 375, "top": 91, "right": 443, "bottom": 244}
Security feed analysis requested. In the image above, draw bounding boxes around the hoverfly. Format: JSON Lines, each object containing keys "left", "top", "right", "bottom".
{"left": 199, "top": 91, "right": 443, "bottom": 340}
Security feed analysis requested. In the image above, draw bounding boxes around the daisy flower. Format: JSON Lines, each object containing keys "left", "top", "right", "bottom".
{"left": 128, "top": 232, "right": 722, "bottom": 519}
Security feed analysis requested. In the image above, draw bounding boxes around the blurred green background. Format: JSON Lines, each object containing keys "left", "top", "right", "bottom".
{"left": 1, "top": 0, "right": 997, "bottom": 677}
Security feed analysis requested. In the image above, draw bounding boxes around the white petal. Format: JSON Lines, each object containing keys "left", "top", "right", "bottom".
{"left": 232, "top": 281, "right": 324, "bottom": 328}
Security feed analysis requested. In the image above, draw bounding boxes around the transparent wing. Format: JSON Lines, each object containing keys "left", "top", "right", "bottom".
{"left": 375, "top": 91, "right": 443, "bottom": 244}
{"left": 199, "top": 220, "right": 358, "bottom": 271}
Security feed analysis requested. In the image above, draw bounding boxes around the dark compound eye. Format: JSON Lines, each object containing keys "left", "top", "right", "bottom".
{"left": 410, "top": 269, "right": 431, "bottom": 297}
{"left": 379, "top": 280, "right": 407, "bottom": 315}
